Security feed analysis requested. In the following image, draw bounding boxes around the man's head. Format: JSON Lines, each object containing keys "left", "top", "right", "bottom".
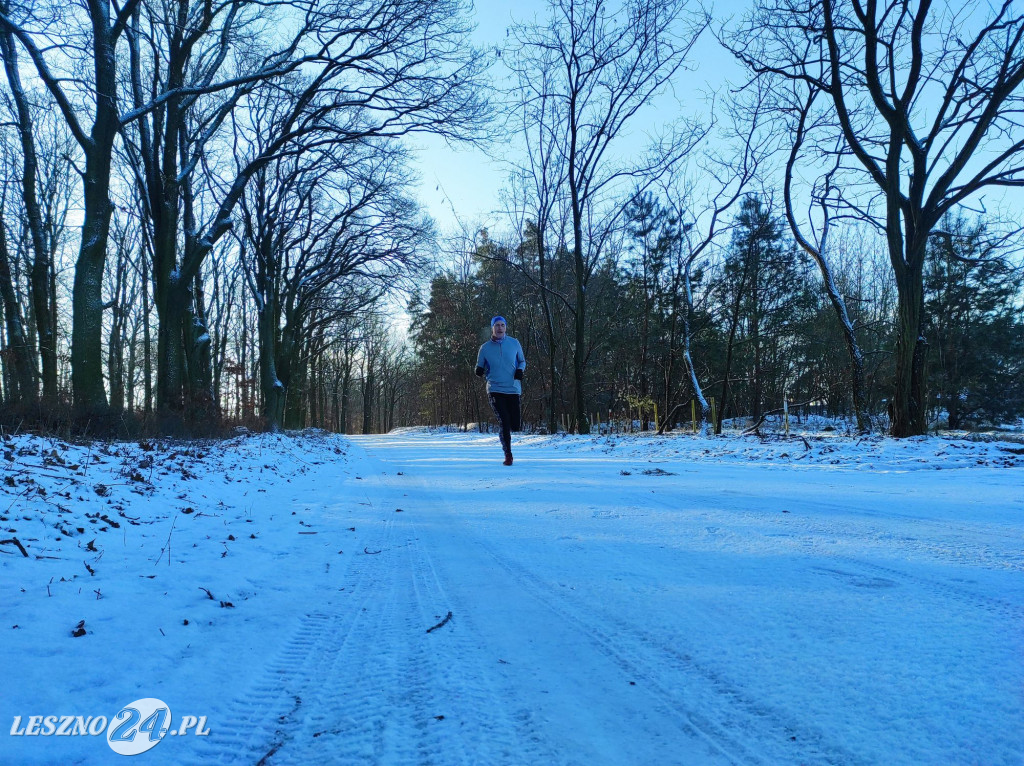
{"left": 491, "top": 315, "right": 507, "bottom": 339}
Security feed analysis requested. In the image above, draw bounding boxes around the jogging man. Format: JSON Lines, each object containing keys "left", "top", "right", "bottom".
{"left": 475, "top": 316, "right": 526, "bottom": 465}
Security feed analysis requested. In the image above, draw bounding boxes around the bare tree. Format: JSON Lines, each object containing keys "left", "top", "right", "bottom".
{"left": 120, "top": 0, "right": 485, "bottom": 428}
{"left": 730, "top": 0, "right": 1024, "bottom": 436}
{"left": 0, "top": 0, "right": 304, "bottom": 415}
{"left": 782, "top": 87, "right": 872, "bottom": 433}
{"left": 510, "top": 0, "right": 708, "bottom": 433}
{"left": 0, "top": 6, "right": 55, "bottom": 404}
{"left": 0, "top": 0, "right": 147, "bottom": 413}
{"left": 238, "top": 140, "right": 427, "bottom": 430}
{"left": 504, "top": 40, "right": 573, "bottom": 434}
{"left": 103, "top": 211, "right": 140, "bottom": 413}
{"left": 0, "top": 152, "right": 36, "bottom": 402}
{"left": 656, "top": 87, "right": 768, "bottom": 435}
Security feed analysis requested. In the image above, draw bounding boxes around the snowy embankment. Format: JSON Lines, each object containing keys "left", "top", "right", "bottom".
{"left": 1, "top": 428, "right": 1022, "bottom": 765}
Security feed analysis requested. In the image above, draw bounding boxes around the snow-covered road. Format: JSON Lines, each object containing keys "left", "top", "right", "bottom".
{"left": 2, "top": 429, "right": 1022, "bottom": 765}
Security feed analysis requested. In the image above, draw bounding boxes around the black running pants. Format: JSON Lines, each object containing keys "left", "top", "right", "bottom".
{"left": 488, "top": 392, "right": 521, "bottom": 454}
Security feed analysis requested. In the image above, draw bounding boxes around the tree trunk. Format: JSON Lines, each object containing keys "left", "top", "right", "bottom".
{"left": 258, "top": 298, "right": 285, "bottom": 431}
{"left": 332, "top": 376, "right": 340, "bottom": 431}
{"left": 890, "top": 261, "right": 928, "bottom": 436}
{"left": 676, "top": 264, "right": 710, "bottom": 435}
{"left": 568, "top": 82, "right": 590, "bottom": 436}
{"left": 717, "top": 265, "right": 748, "bottom": 434}
{"left": 185, "top": 274, "right": 216, "bottom": 424}
{"left": 185, "top": 306, "right": 215, "bottom": 422}
{"left": 639, "top": 259, "right": 651, "bottom": 431}
{"left": 107, "top": 243, "right": 129, "bottom": 413}
{"left": 663, "top": 262, "right": 683, "bottom": 432}
{"left": 126, "top": 315, "right": 139, "bottom": 412}
{"left": 72, "top": 161, "right": 114, "bottom": 414}
{"left": 750, "top": 251, "right": 763, "bottom": 421}
{"left": 569, "top": 185, "right": 589, "bottom": 434}
{"left": 536, "top": 233, "right": 559, "bottom": 434}
{"left": 340, "top": 362, "right": 351, "bottom": 434}
{"left": 156, "top": 278, "right": 188, "bottom": 426}
{"left": 0, "top": 16, "right": 47, "bottom": 405}
{"left": 818, "top": 264, "right": 871, "bottom": 434}
{"left": 108, "top": 305, "right": 124, "bottom": 412}
{"left": 142, "top": 254, "right": 153, "bottom": 414}
{"left": 308, "top": 345, "right": 320, "bottom": 428}
{"left": 69, "top": 6, "right": 125, "bottom": 416}
{"left": 0, "top": 220, "right": 37, "bottom": 402}
{"left": 572, "top": 269, "right": 588, "bottom": 434}
{"left": 282, "top": 329, "right": 304, "bottom": 429}
{"left": 362, "top": 361, "right": 374, "bottom": 435}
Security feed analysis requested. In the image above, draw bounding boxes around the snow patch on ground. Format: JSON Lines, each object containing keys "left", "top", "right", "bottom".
{"left": 1, "top": 429, "right": 1021, "bottom": 765}
{"left": 433, "top": 427, "right": 1024, "bottom": 471}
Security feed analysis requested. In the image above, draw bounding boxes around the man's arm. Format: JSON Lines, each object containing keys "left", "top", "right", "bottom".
{"left": 475, "top": 345, "right": 487, "bottom": 377}
{"left": 514, "top": 341, "right": 525, "bottom": 380}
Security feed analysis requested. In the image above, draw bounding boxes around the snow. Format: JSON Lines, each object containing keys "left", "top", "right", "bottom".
{"left": 1, "top": 429, "right": 1022, "bottom": 764}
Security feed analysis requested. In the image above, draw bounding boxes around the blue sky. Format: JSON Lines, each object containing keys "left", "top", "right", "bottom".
{"left": 410, "top": 0, "right": 749, "bottom": 236}
{"left": 412, "top": 0, "right": 1024, "bottom": 251}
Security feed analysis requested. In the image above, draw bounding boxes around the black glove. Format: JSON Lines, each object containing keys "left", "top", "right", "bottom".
{"left": 514, "top": 369, "right": 524, "bottom": 381}
{"left": 475, "top": 366, "right": 486, "bottom": 377}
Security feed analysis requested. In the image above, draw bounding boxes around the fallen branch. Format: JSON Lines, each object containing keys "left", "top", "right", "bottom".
{"left": 426, "top": 611, "right": 453, "bottom": 634}
{"left": 4, "top": 487, "right": 35, "bottom": 514}
{"left": 656, "top": 402, "right": 691, "bottom": 434}
{"left": 0, "top": 537, "right": 28, "bottom": 557}
{"left": 3, "top": 464, "right": 79, "bottom": 481}
{"left": 742, "top": 401, "right": 815, "bottom": 436}
{"left": 154, "top": 516, "right": 178, "bottom": 566}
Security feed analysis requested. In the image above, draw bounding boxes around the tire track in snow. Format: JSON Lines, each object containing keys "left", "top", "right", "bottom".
{"left": 649, "top": 483, "right": 1024, "bottom": 575}
{"left": 347, "top": 454, "right": 554, "bottom": 766}
{"left": 194, "top": 445, "right": 545, "bottom": 766}
{"left": 775, "top": 496, "right": 1024, "bottom": 575}
{"left": 405, "top": 476, "right": 865, "bottom": 766}
{"left": 635, "top": 490, "right": 1024, "bottom": 618}
{"left": 275, "top": 532, "right": 463, "bottom": 766}
{"left": 477, "top": 534, "right": 862, "bottom": 766}
{"left": 186, "top": 502, "right": 401, "bottom": 765}
{"left": 188, "top": 611, "right": 333, "bottom": 765}
{"left": 403, "top": 534, "right": 540, "bottom": 765}
{"left": 280, "top": 533, "right": 427, "bottom": 766}
{"left": 339, "top": 452, "right": 553, "bottom": 765}
{"left": 826, "top": 554, "right": 1024, "bottom": 622}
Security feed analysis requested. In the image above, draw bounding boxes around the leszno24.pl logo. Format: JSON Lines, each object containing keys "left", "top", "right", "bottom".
{"left": 10, "top": 698, "right": 209, "bottom": 756}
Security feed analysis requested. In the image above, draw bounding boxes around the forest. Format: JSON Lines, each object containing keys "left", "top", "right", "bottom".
{"left": 1, "top": 0, "right": 1022, "bottom": 438}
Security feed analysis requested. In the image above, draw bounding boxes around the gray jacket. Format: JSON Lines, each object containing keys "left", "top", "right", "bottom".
{"left": 475, "top": 336, "right": 526, "bottom": 395}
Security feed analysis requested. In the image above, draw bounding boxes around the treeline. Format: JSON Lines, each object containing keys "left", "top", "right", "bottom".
{"left": 2, "top": 0, "right": 1024, "bottom": 438}
{"left": 0, "top": 0, "right": 484, "bottom": 433}
{"left": 409, "top": 199, "right": 1024, "bottom": 434}
{"left": 408, "top": 0, "right": 1024, "bottom": 437}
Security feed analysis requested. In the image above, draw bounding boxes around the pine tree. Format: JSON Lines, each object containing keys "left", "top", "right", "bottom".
{"left": 924, "top": 217, "right": 1024, "bottom": 428}
{"left": 718, "top": 195, "right": 804, "bottom": 424}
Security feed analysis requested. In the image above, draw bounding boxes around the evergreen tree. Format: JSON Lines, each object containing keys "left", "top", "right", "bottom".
{"left": 924, "top": 217, "right": 1024, "bottom": 428}
{"left": 718, "top": 195, "right": 804, "bottom": 423}
{"left": 621, "top": 192, "right": 673, "bottom": 428}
